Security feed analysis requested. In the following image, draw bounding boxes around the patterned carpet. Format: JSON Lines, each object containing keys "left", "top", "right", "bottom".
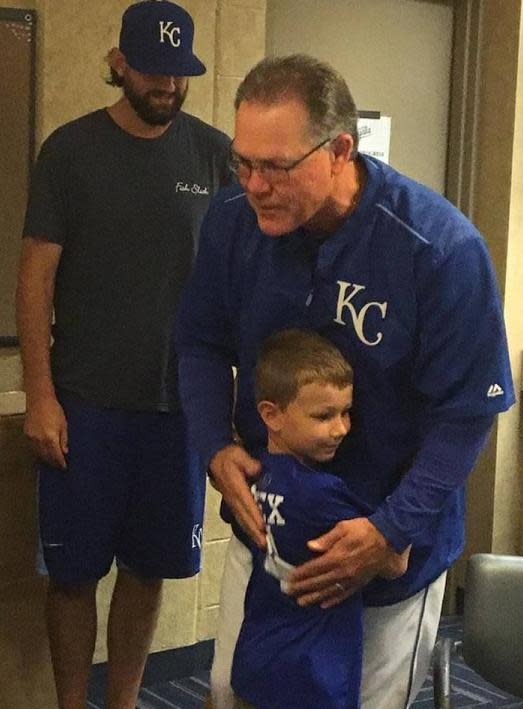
{"left": 88, "top": 616, "right": 523, "bottom": 708}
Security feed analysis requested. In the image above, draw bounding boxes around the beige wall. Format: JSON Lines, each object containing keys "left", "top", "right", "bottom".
{"left": 266, "top": 0, "right": 454, "bottom": 193}
{"left": 0, "top": 1, "right": 265, "bottom": 704}
{"left": 509, "top": 17, "right": 523, "bottom": 552}
{"left": 0, "top": 415, "right": 56, "bottom": 708}
{"left": 493, "top": 0, "right": 523, "bottom": 553}
{"left": 457, "top": 0, "right": 523, "bottom": 563}
{"left": 213, "top": 0, "right": 266, "bottom": 136}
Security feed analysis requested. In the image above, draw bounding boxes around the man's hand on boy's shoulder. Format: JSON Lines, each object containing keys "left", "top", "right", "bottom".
{"left": 209, "top": 444, "right": 266, "bottom": 549}
{"left": 284, "top": 517, "right": 406, "bottom": 608}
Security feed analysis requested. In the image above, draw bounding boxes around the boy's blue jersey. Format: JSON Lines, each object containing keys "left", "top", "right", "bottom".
{"left": 232, "top": 452, "right": 369, "bottom": 709}
{"left": 176, "top": 155, "right": 515, "bottom": 604}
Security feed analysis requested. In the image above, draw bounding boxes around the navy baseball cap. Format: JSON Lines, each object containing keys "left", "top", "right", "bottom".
{"left": 119, "top": 1, "right": 206, "bottom": 77}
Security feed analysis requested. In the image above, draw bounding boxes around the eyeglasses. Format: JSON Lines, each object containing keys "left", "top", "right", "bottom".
{"left": 229, "top": 137, "right": 331, "bottom": 184}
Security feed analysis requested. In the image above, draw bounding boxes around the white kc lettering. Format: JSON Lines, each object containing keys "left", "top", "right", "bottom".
{"left": 191, "top": 524, "right": 203, "bottom": 549}
{"left": 159, "top": 21, "right": 181, "bottom": 47}
{"left": 334, "top": 281, "right": 388, "bottom": 346}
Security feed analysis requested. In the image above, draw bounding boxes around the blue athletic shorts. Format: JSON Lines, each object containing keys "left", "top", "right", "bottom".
{"left": 38, "top": 389, "right": 205, "bottom": 585}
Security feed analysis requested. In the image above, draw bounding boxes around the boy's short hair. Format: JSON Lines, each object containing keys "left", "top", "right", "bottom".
{"left": 255, "top": 329, "right": 353, "bottom": 408}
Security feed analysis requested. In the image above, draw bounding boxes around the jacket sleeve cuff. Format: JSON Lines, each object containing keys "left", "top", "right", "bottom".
{"left": 369, "top": 510, "right": 412, "bottom": 553}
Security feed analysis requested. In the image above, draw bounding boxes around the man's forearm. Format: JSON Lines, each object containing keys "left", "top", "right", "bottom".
{"left": 16, "top": 238, "right": 60, "bottom": 402}
{"left": 17, "top": 300, "right": 54, "bottom": 402}
{"left": 178, "top": 353, "right": 236, "bottom": 468}
{"left": 370, "top": 415, "right": 494, "bottom": 551}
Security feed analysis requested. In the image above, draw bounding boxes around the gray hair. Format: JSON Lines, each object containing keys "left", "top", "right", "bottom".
{"left": 235, "top": 54, "right": 359, "bottom": 152}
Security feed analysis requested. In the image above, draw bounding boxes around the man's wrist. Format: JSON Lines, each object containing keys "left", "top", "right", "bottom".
{"left": 25, "top": 384, "right": 57, "bottom": 407}
{"left": 206, "top": 440, "right": 237, "bottom": 480}
{"left": 369, "top": 511, "right": 411, "bottom": 553}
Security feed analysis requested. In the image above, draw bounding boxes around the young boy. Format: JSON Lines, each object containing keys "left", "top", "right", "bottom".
{"left": 230, "top": 329, "right": 409, "bottom": 709}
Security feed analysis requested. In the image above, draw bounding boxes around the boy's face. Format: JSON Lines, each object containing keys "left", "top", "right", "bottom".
{"left": 264, "top": 381, "right": 353, "bottom": 465}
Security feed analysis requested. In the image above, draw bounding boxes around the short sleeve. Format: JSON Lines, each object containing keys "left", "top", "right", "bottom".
{"left": 316, "top": 474, "right": 372, "bottom": 527}
{"left": 23, "top": 131, "right": 69, "bottom": 245}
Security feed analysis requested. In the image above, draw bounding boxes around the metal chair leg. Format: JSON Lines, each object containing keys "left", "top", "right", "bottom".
{"left": 433, "top": 637, "right": 460, "bottom": 709}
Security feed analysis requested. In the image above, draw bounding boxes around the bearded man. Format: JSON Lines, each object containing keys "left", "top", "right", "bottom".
{"left": 16, "top": 3, "right": 230, "bottom": 707}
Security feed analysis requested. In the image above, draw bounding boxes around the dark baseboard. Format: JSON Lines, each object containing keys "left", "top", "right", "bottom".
{"left": 90, "top": 638, "right": 214, "bottom": 689}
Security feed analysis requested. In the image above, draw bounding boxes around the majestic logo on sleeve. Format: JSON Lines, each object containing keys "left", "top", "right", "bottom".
{"left": 159, "top": 21, "right": 181, "bottom": 47}
{"left": 487, "top": 383, "right": 504, "bottom": 398}
{"left": 334, "top": 281, "right": 388, "bottom": 346}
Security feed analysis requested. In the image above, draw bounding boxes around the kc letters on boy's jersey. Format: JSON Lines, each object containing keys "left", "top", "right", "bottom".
{"left": 176, "top": 154, "right": 515, "bottom": 605}
{"left": 251, "top": 486, "right": 286, "bottom": 527}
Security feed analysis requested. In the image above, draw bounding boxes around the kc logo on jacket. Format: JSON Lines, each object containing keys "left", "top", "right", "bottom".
{"left": 334, "top": 281, "right": 388, "bottom": 346}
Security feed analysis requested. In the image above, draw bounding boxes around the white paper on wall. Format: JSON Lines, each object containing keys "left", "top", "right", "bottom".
{"left": 357, "top": 115, "right": 391, "bottom": 164}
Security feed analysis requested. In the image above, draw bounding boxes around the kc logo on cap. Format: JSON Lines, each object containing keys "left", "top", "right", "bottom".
{"left": 119, "top": 1, "right": 206, "bottom": 77}
{"left": 159, "top": 21, "right": 181, "bottom": 47}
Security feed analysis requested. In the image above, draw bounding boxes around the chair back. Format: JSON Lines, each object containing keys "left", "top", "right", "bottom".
{"left": 464, "top": 553, "right": 523, "bottom": 698}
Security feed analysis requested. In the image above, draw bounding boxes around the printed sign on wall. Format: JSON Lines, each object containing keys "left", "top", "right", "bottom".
{"left": 357, "top": 113, "right": 391, "bottom": 164}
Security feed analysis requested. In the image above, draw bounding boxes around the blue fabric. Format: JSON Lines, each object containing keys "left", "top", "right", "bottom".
{"left": 232, "top": 453, "right": 366, "bottom": 709}
{"left": 38, "top": 389, "right": 205, "bottom": 584}
{"left": 176, "top": 155, "right": 515, "bottom": 604}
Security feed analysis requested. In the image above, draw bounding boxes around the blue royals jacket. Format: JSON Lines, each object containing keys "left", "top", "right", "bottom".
{"left": 176, "top": 154, "right": 514, "bottom": 605}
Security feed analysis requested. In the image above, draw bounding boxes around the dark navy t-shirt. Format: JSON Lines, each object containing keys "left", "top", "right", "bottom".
{"left": 24, "top": 109, "right": 230, "bottom": 411}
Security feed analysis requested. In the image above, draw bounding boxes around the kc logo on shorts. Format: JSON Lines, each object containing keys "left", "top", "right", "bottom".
{"left": 159, "top": 21, "right": 181, "bottom": 47}
{"left": 191, "top": 524, "right": 203, "bottom": 549}
{"left": 334, "top": 281, "right": 388, "bottom": 346}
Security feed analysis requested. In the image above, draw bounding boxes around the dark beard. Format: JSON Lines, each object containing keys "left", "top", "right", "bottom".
{"left": 123, "top": 81, "right": 188, "bottom": 126}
